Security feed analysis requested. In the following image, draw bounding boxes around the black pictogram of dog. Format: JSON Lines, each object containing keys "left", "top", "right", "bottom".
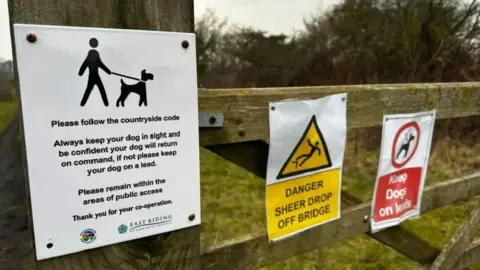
{"left": 116, "top": 69, "right": 154, "bottom": 107}
{"left": 395, "top": 131, "right": 415, "bottom": 160}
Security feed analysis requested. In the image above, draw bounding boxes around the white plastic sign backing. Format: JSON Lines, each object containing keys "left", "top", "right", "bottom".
{"left": 266, "top": 93, "right": 347, "bottom": 241}
{"left": 370, "top": 110, "right": 436, "bottom": 233}
{"left": 13, "top": 24, "right": 201, "bottom": 260}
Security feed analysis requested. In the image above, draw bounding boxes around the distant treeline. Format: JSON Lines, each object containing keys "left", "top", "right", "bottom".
{"left": 2, "top": 0, "right": 479, "bottom": 93}
{"left": 195, "top": 0, "right": 480, "bottom": 88}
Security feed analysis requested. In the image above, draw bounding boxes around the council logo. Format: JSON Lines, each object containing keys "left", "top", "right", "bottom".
{"left": 118, "top": 224, "right": 128, "bottom": 234}
{"left": 80, "top": 228, "right": 97, "bottom": 244}
{"left": 129, "top": 215, "right": 173, "bottom": 233}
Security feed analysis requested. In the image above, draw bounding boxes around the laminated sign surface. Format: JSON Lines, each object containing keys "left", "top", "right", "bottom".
{"left": 266, "top": 93, "right": 347, "bottom": 241}
{"left": 13, "top": 24, "right": 201, "bottom": 260}
{"left": 370, "top": 110, "right": 436, "bottom": 233}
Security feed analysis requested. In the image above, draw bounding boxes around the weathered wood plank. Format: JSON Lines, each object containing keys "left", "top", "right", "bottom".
{"left": 198, "top": 83, "right": 480, "bottom": 146}
{"left": 8, "top": 0, "right": 194, "bottom": 32}
{"left": 21, "top": 226, "right": 201, "bottom": 270}
{"left": 342, "top": 193, "right": 441, "bottom": 265}
{"left": 8, "top": 0, "right": 199, "bottom": 269}
{"left": 429, "top": 207, "right": 480, "bottom": 270}
{"left": 201, "top": 172, "right": 480, "bottom": 270}
{"left": 454, "top": 240, "right": 480, "bottom": 270}
{"left": 371, "top": 227, "right": 441, "bottom": 265}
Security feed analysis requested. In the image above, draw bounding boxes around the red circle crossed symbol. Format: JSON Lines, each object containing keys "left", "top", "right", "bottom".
{"left": 391, "top": 121, "right": 420, "bottom": 169}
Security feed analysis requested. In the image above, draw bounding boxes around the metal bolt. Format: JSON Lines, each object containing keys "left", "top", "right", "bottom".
{"left": 188, "top": 214, "right": 195, "bottom": 221}
{"left": 209, "top": 116, "right": 216, "bottom": 125}
{"left": 363, "top": 215, "right": 369, "bottom": 223}
{"left": 46, "top": 243, "right": 53, "bottom": 249}
{"left": 271, "top": 106, "right": 276, "bottom": 111}
{"left": 182, "top": 40, "right": 189, "bottom": 49}
{"left": 341, "top": 97, "right": 346, "bottom": 102}
{"left": 26, "top": 33, "right": 37, "bottom": 43}
{"left": 238, "top": 130, "right": 246, "bottom": 137}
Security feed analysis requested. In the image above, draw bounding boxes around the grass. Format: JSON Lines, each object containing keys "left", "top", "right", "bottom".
{"left": 0, "top": 101, "right": 17, "bottom": 134}
{"left": 200, "top": 137, "right": 480, "bottom": 269}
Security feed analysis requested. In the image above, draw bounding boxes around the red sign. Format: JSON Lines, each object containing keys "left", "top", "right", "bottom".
{"left": 372, "top": 167, "right": 422, "bottom": 223}
{"left": 371, "top": 112, "right": 435, "bottom": 233}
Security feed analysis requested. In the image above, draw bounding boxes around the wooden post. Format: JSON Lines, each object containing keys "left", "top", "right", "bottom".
{"left": 7, "top": 0, "right": 199, "bottom": 269}
{"left": 428, "top": 207, "right": 480, "bottom": 270}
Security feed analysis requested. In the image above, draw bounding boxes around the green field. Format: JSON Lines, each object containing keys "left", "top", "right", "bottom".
{"left": 0, "top": 102, "right": 479, "bottom": 269}
{"left": 200, "top": 138, "right": 480, "bottom": 269}
{"left": 0, "top": 101, "right": 17, "bottom": 134}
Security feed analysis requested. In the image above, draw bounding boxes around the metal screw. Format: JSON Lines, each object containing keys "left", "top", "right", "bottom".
{"left": 188, "top": 214, "right": 195, "bottom": 221}
{"left": 26, "top": 33, "right": 37, "bottom": 43}
{"left": 46, "top": 243, "right": 53, "bottom": 249}
{"left": 209, "top": 116, "right": 216, "bottom": 125}
{"left": 238, "top": 130, "right": 246, "bottom": 137}
{"left": 182, "top": 40, "right": 189, "bottom": 49}
{"left": 363, "top": 215, "right": 369, "bottom": 223}
{"left": 271, "top": 106, "right": 276, "bottom": 111}
{"left": 341, "top": 97, "right": 346, "bottom": 102}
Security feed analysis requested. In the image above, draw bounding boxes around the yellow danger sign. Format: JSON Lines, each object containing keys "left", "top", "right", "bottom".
{"left": 277, "top": 115, "right": 332, "bottom": 180}
{"left": 266, "top": 169, "right": 340, "bottom": 240}
{"left": 266, "top": 93, "right": 346, "bottom": 242}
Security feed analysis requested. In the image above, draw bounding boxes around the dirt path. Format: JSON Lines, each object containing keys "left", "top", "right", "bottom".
{"left": 0, "top": 120, "right": 31, "bottom": 269}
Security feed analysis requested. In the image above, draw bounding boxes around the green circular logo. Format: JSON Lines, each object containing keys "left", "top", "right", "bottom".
{"left": 118, "top": 224, "right": 128, "bottom": 234}
{"left": 80, "top": 229, "right": 96, "bottom": 244}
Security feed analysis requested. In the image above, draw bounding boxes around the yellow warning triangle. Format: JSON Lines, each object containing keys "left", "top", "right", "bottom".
{"left": 277, "top": 115, "right": 332, "bottom": 180}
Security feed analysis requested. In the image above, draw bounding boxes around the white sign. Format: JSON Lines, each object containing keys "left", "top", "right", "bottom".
{"left": 265, "top": 93, "right": 347, "bottom": 241}
{"left": 370, "top": 110, "right": 436, "bottom": 233}
{"left": 13, "top": 24, "right": 201, "bottom": 260}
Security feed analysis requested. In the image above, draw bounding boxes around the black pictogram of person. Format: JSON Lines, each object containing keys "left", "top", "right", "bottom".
{"left": 78, "top": 38, "right": 112, "bottom": 107}
{"left": 292, "top": 139, "right": 322, "bottom": 168}
{"left": 395, "top": 131, "right": 416, "bottom": 160}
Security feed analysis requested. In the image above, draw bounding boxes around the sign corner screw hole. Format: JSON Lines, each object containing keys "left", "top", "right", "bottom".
{"left": 188, "top": 214, "right": 195, "bottom": 221}
{"left": 271, "top": 106, "right": 275, "bottom": 111}
{"left": 46, "top": 243, "right": 53, "bottom": 249}
{"left": 181, "top": 40, "right": 189, "bottom": 49}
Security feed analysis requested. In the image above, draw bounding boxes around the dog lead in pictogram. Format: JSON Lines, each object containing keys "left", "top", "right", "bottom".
{"left": 78, "top": 37, "right": 154, "bottom": 107}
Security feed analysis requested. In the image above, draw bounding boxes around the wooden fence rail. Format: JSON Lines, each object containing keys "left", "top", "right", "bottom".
{"left": 201, "top": 172, "right": 480, "bottom": 270}
{"left": 198, "top": 83, "right": 480, "bottom": 146}
{"left": 197, "top": 83, "right": 480, "bottom": 269}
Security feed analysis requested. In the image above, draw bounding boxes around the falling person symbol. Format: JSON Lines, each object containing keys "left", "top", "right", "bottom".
{"left": 292, "top": 139, "right": 322, "bottom": 168}
{"left": 395, "top": 131, "right": 416, "bottom": 160}
{"left": 78, "top": 38, "right": 112, "bottom": 107}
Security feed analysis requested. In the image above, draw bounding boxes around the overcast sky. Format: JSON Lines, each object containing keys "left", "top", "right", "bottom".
{"left": 0, "top": 0, "right": 341, "bottom": 60}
